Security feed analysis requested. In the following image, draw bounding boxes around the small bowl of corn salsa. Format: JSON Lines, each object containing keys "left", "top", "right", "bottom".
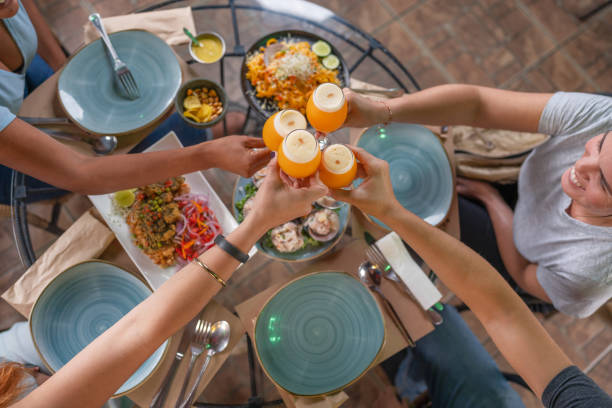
{"left": 188, "top": 32, "right": 226, "bottom": 64}
{"left": 175, "top": 78, "right": 227, "bottom": 128}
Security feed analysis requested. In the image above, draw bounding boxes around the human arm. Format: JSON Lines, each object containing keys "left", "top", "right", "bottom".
{"left": 21, "top": 0, "right": 66, "bottom": 71}
{"left": 343, "top": 85, "right": 552, "bottom": 133}
{"left": 330, "top": 147, "right": 571, "bottom": 398}
{"left": 456, "top": 177, "right": 551, "bottom": 301}
{"left": 13, "top": 158, "right": 327, "bottom": 408}
{"left": 0, "top": 118, "right": 271, "bottom": 193}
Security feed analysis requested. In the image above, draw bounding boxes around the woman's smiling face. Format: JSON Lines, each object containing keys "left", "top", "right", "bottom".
{"left": 561, "top": 131, "right": 612, "bottom": 217}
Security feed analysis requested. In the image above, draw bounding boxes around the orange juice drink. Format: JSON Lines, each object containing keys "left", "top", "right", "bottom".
{"left": 306, "top": 82, "right": 347, "bottom": 133}
{"left": 278, "top": 129, "right": 321, "bottom": 178}
{"left": 262, "top": 109, "right": 307, "bottom": 151}
{"left": 319, "top": 144, "right": 357, "bottom": 189}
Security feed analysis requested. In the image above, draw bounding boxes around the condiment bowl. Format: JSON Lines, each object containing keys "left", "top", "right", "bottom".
{"left": 175, "top": 78, "right": 228, "bottom": 129}
{"left": 188, "top": 32, "right": 226, "bottom": 64}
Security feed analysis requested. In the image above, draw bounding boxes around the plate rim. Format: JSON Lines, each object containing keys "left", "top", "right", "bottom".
{"left": 28, "top": 259, "right": 170, "bottom": 397}
{"left": 354, "top": 123, "right": 455, "bottom": 228}
{"left": 240, "top": 29, "right": 351, "bottom": 119}
{"left": 57, "top": 29, "right": 182, "bottom": 136}
{"left": 253, "top": 270, "right": 387, "bottom": 397}
{"left": 231, "top": 176, "right": 350, "bottom": 262}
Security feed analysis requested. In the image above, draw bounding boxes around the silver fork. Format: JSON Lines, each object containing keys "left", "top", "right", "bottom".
{"left": 176, "top": 320, "right": 211, "bottom": 404}
{"left": 366, "top": 245, "right": 443, "bottom": 325}
{"left": 88, "top": 13, "right": 140, "bottom": 100}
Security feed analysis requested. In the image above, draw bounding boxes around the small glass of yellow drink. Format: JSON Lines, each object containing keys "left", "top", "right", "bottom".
{"left": 319, "top": 144, "right": 357, "bottom": 189}
{"left": 263, "top": 109, "right": 307, "bottom": 151}
{"left": 306, "top": 82, "right": 347, "bottom": 133}
{"left": 278, "top": 129, "right": 321, "bottom": 179}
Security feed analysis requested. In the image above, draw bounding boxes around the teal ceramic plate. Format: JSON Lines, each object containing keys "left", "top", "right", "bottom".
{"left": 255, "top": 272, "right": 385, "bottom": 396}
{"left": 356, "top": 123, "right": 453, "bottom": 228}
{"left": 30, "top": 261, "right": 168, "bottom": 396}
{"left": 58, "top": 30, "right": 181, "bottom": 135}
{"left": 232, "top": 177, "right": 350, "bottom": 262}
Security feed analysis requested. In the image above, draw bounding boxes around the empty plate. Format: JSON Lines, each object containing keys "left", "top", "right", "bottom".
{"left": 58, "top": 30, "right": 181, "bottom": 135}
{"left": 356, "top": 123, "right": 453, "bottom": 227}
{"left": 30, "top": 260, "right": 168, "bottom": 396}
{"left": 255, "top": 272, "right": 385, "bottom": 396}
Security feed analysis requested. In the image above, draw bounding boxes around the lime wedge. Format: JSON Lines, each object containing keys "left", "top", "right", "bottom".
{"left": 322, "top": 54, "right": 340, "bottom": 70}
{"left": 114, "top": 189, "right": 136, "bottom": 207}
{"left": 312, "top": 40, "right": 331, "bottom": 57}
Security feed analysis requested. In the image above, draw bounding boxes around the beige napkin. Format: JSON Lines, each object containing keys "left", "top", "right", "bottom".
{"left": 2, "top": 210, "right": 115, "bottom": 317}
{"left": 83, "top": 7, "right": 196, "bottom": 45}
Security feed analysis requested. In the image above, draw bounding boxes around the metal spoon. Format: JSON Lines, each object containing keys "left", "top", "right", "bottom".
{"left": 358, "top": 261, "right": 415, "bottom": 347}
{"left": 368, "top": 261, "right": 443, "bottom": 326}
{"left": 180, "top": 321, "right": 230, "bottom": 408}
{"left": 46, "top": 131, "right": 118, "bottom": 155}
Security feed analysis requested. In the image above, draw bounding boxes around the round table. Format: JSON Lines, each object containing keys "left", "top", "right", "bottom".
{"left": 9, "top": 1, "right": 422, "bottom": 406}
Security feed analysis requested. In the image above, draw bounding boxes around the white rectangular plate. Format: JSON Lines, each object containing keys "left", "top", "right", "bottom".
{"left": 89, "top": 131, "right": 253, "bottom": 290}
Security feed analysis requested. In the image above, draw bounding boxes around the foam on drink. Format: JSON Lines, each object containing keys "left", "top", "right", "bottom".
{"left": 312, "top": 83, "right": 345, "bottom": 112}
{"left": 282, "top": 130, "right": 318, "bottom": 163}
{"left": 274, "top": 109, "right": 307, "bottom": 137}
{"left": 322, "top": 144, "right": 355, "bottom": 174}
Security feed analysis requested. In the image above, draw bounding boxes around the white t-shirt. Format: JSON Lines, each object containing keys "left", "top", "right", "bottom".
{"left": 514, "top": 92, "right": 612, "bottom": 317}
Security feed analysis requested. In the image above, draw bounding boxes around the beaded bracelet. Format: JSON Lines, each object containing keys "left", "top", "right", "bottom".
{"left": 378, "top": 100, "right": 392, "bottom": 125}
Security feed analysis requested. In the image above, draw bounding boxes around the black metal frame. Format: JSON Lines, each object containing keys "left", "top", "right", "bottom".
{"left": 10, "top": 1, "right": 419, "bottom": 406}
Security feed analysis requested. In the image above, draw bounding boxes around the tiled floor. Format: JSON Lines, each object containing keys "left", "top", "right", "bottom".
{"left": 1, "top": 0, "right": 611, "bottom": 406}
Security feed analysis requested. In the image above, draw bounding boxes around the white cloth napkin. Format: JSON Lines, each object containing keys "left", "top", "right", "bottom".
{"left": 376, "top": 232, "right": 442, "bottom": 310}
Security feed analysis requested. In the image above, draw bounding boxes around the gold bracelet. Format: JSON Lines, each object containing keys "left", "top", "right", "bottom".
{"left": 379, "top": 100, "right": 392, "bottom": 125}
{"left": 193, "top": 258, "right": 226, "bottom": 287}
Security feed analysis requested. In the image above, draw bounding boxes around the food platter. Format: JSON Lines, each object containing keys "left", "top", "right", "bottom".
{"left": 89, "top": 132, "right": 254, "bottom": 289}
{"left": 240, "top": 29, "right": 350, "bottom": 119}
{"left": 232, "top": 174, "right": 350, "bottom": 262}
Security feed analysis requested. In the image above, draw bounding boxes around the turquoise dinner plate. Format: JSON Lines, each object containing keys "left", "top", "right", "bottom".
{"left": 255, "top": 272, "right": 385, "bottom": 396}
{"left": 58, "top": 30, "right": 181, "bottom": 135}
{"left": 232, "top": 177, "right": 350, "bottom": 262}
{"left": 30, "top": 261, "right": 168, "bottom": 396}
{"left": 356, "top": 123, "right": 453, "bottom": 228}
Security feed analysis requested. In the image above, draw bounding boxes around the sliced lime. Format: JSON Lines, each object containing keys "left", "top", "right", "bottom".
{"left": 114, "top": 189, "right": 136, "bottom": 207}
{"left": 312, "top": 40, "right": 331, "bottom": 57}
{"left": 322, "top": 54, "right": 340, "bottom": 70}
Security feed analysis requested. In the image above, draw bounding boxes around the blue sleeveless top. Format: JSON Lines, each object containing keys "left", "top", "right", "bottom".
{"left": 0, "top": 0, "right": 37, "bottom": 130}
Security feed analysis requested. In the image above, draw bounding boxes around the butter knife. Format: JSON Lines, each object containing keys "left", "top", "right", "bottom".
{"left": 150, "top": 317, "right": 198, "bottom": 408}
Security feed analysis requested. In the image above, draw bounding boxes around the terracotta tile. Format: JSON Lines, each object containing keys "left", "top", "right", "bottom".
{"left": 468, "top": 4, "right": 506, "bottom": 43}
{"left": 342, "top": 0, "right": 394, "bottom": 33}
{"left": 506, "top": 26, "right": 555, "bottom": 67}
{"left": 430, "top": 35, "right": 463, "bottom": 63}
{"left": 482, "top": 48, "right": 518, "bottom": 75}
{"left": 586, "top": 54, "right": 612, "bottom": 79}
{"left": 451, "top": 9, "right": 499, "bottom": 57}
{"left": 538, "top": 51, "right": 584, "bottom": 90}
{"left": 574, "top": 82, "right": 599, "bottom": 94}
{"left": 401, "top": 0, "right": 460, "bottom": 38}
{"left": 374, "top": 21, "right": 420, "bottom": 63}
{"left": 414, "top": 63, "right": 449, "bottom": 89}
{"left": 527, "top": 0, "right": 580, "bottom": 42}
{"left": 445, "top": 53, "right": 495, "bottom": 86}
{"left": 565, "top": 308, "right": 610, "bottom": 348}
{"left": 525, "top": 68, "right": 558, "bottom": 92}
{"left": 307, "top": 0, "right": 348, "bottom": 16}
{"left": 559, "top": 0, "right": 611, "bottom": 19}
{"left": 594, "top": 66, "right": 612, "bottom": 90}
{"left": 564, "top": 20, "right": 612, "bottom": 68}
{"left": 423, "top": 27, "right": 452, "bottom": 49}
{"left": 583, "top": 327, "right": 612, "bottom": 363}
{"left": 543, "top": 310, "right": 577, "bottom": 328}
{"left": 493, "top": 60, "right": 522, "bottom": 86}
{"left": 384, "top": 0, "right": 421, "bottom": 14}
{"left": 54, "top": 6, "right": 90, "bottom": 53}
{"left": 587, "top": 352, "right": 612, "bottom": 395}
{"left": 478, "top": 0, "right": 503, "bottom": 7}
{"left": 496, "top": 7, "right": 533, "bottom": 40}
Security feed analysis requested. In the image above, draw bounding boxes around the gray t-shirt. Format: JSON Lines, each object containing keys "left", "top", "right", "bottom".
{"left": 514, "top": 92, "right": 612, "bottom": 318}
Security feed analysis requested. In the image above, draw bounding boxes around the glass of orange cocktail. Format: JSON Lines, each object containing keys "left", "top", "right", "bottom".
{"left": 319, "top": 144, "right": 357, "bottom": 189}
{"left": 306, "top": 83, "right": 348, "bottom": 134}
{"left": 262, "top": 109, "right": 307, "bottom": 151}
{"left": 278, "top": 129, "right": 321, "bottom": 179}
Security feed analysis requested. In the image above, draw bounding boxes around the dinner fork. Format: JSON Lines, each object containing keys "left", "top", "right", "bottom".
{"left": 89, "top": 13, "right": 140, "bottom": 100}
{"left": 365, "top": 245, "right": 443, "bottom": 325}
{"left": 176, "top": 320, "right": 211, "bottom": 404}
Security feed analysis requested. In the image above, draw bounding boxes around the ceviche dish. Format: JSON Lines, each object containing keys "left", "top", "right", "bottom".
{"left": 245, "top": 37, "right": 343, "bottom": 114}
{"left": 235, "top": 169, "right": 343, "bottom": 255}
{"left": 114, "top": 177, "right": 222, "bottom": 267}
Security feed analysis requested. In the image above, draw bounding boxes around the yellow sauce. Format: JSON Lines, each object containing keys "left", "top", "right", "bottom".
{"left": 191, "top": 34, "right": 224, "bottom": 63}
